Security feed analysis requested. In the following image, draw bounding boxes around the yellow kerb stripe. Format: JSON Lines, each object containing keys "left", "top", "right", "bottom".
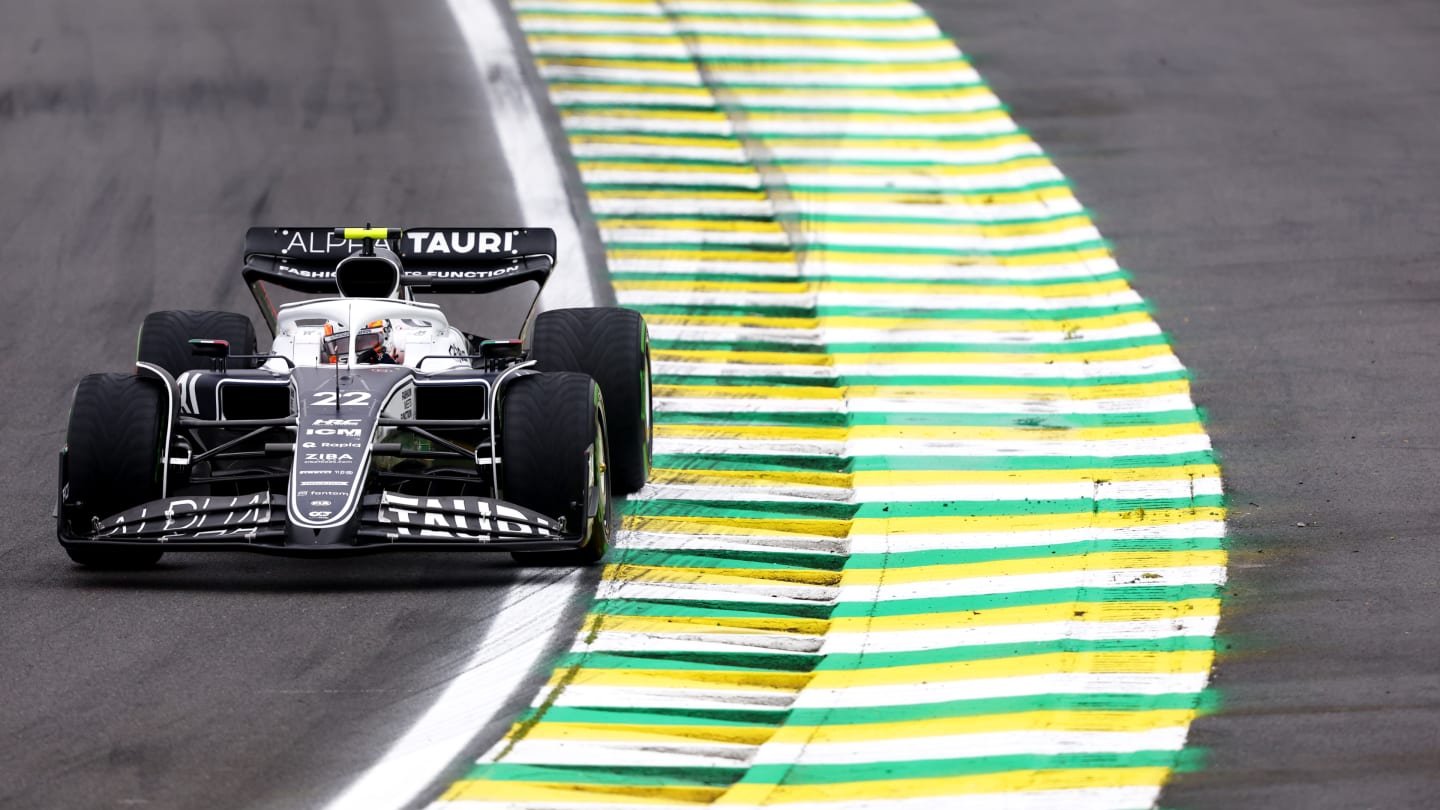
{"left": 654, "top": 379, "right": 1190, "bottom": 400}
{"left": 639, "top": 311, "right": 1153, "bottom": 332}
{"left": 652, "top": 421, "right": 1206, "bottom": 442}
{"left": 585, "top": 613, "right": 830, "bottom": 637}
{"left": 585, "top": 600, "right": 1219, "bottom": 636}
{"left": 604, "top": 563, "right": 841, "bottom": 586}
{"left": 520, "top": 14, "right": 940, "bottom": 32}
{"left": 720, "top": 766, "right": 1173, "bottom": 803}
{"left": 562, "top": 108, "right": 1012, "bottom": 124}
{"left": 830, "top": 600, "right": 1222, "bottom": 634}
{"left": 604, "top": 555, "right": 1223, "bottom": 591}
{"left": 609, "top": 247, "right": 1114, "bottom": 267}
{"left": 441, "top": 781, "right": 722, "bottom": 804}
{"left": 583, "top": 157, "right": 1052, "bottom": 176}
{"left": 527, "top": 35, "right": 956, "bottom": 50}
{"left": 512, "top": 708, "right": 1193, "bottom": 745}
{"left": 538, "top": 57, "right": 975, "bottom": 74}
{"left": 543, "top": 650, "right": 1214, "bottom": 691}
{"left": 549, "top": 666, "right": 813, "bottom": 691}
{"left": 552, "top": 82, "right": 993, "bottom": 99}
{"left": 836, "top": 551, "right": 1226, "bottom": 587}
{"left": 441, "top": 768, "right": 1172, "bottom": 803}
{"left": 622, "top": 507, "right": 1226, "bottom": 538}
{"left": 652, "top": 345, "right": 1173, "bottom": 366}
{"left": 645, "top": 465, "right": 1222, "bottom": 489}
{"left": 603, "top": 213, "right": 1087, "bottom": 236}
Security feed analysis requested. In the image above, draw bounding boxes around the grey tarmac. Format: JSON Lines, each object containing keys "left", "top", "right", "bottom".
{"left": 0, "top": 2, "right": 598, "bottom": 809}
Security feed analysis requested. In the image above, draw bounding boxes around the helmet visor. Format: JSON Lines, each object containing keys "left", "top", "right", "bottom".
{"left": 322, "top": 330, "right": 384, "bottom": 363}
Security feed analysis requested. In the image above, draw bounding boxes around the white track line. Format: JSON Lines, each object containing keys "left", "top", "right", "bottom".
{"left": 452, "top": 0, "right": 603, "bottom": 312}
{"left": 321, "top": 1, "right": 597, "bottom": 808}
{"left": 321, "top": 570, "right": 587, "bottom": 810}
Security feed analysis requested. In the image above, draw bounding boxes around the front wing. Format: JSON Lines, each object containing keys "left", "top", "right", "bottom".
{"left": 57, "top": 491, "right": 582, "bottom": 557}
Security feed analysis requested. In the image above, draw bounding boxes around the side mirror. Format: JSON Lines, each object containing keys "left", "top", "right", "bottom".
{"left": 478, "top": 339, "right": 525, "bottom": 370}
{"left": 189, "top": 339, "right": 231, "bottom": 371}
{"left": 479, "top": 339, "right": 524, "bottom": 359}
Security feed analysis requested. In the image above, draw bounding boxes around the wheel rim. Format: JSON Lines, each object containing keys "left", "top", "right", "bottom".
{"left": 640, "top": 350, "right": 652, "bottom": 471}
{"left": 588, "top": 410, "right": 611, "bottom": 554}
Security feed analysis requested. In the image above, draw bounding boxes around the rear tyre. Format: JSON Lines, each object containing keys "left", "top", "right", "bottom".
{"left": 137, "top": 310, "right": 258, "bottom": 376}
{"left": 501, "top": 373, "right": 611, "bottom": 566}
{"left": 532, "top": 307, "right": 651, "bottom": 493}
{"left": 62, "top": 373, "right": 166, "bottom": 568}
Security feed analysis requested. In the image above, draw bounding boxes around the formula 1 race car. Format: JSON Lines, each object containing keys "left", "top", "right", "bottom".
{"left": 56, "top": 227, "right": 651, "bottom": 568}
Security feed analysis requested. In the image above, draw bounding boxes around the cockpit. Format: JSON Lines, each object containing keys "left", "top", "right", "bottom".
{"left": 320, "top": 320, "right": 399, "bottom": 365}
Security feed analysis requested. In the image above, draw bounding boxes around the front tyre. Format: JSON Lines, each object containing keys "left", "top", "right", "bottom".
{"left": 61, "top": 373, "right": 166, "bottom": 568}
{"left": 137, "top": 310, "right": 258, "bottom": 377}
{"left": 532, "top": 307, "right": 651, "bottom": 494}
{"left": 501, "top": 373, "right": 612, "bottom": 566}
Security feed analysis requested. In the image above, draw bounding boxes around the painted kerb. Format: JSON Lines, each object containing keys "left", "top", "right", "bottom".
{"left": 434, "top": 1, "right": 1226, "bottom": 807}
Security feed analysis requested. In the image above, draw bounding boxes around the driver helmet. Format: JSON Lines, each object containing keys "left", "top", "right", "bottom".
{"left": 321, "top": 320, "right": 398, "bottom": 364}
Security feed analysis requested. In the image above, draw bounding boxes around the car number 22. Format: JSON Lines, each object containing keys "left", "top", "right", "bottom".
{"left": 311, "top": 391, "right": 372, "bottom": 407}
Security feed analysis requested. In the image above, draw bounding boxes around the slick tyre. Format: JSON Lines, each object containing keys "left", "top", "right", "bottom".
{"left": 501, "top": 373, "right": 612, "bottom": 566}
{"left": 532, "top": 307, "right": 651, "bottom": 493}
{"left": 137, "top": 310, "right": 258, "bottom": 376}
{"left": 62, "top": 373, "right": 166, "bottom": 568}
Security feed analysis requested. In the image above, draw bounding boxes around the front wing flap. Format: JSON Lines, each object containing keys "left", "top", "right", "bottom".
{"left": 61, "top": 492, "right": 575, "bottom": 555}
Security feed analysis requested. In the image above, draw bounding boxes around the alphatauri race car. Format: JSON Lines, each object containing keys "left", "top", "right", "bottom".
{"left": 56, "top": 227, "right": 651, "bottom": 568}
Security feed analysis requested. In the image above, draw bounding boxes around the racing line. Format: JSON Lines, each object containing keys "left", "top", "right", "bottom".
{"left": 404, "top": 1, "right": 1228, "bottom": 808}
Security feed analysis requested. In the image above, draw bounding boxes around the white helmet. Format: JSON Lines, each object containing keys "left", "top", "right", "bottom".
{"left": 320, "top": 319, "right": 397, "bottom": 364}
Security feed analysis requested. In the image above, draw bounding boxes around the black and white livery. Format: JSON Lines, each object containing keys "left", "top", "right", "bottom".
{"left": 57, "top": 226, "right": 652, "bottom": 568}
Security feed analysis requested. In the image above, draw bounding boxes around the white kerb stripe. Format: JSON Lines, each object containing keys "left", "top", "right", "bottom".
{"left": 322, "top": 568, "right": 587, "bottom": 810}
{"left": 449, "top": 0, "right": 603, "bottom": 312}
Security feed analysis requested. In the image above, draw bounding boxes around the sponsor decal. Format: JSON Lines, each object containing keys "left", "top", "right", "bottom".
{"left": 98, "top": 493, "right": 273, "bottom": 538}
{"left": 426, "top": 268, "right": 522, "bottom": 280}
{"left": 274, "top": 229, "right": 521, "bottom": 257}
{"left": 288, "top": 366, "right": 410, "bottom": 528}
{"left": 276, "top": 265, "right": 335, "bottom": 279}
{"left": 374, "top": 493, "right": 561, "bottom": 540}
{"left": 282, "top": 231, "right": 394, "bottom": 255}
{"left": 405, "top": 230, "right": 517, "bottom": 255}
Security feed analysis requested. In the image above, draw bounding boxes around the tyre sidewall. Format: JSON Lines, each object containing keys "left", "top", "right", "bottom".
{"left": 532, "top": 307, "right": 651, "bottom": 493}
{"left": 137, "top": 310, "right": 258, "bottom": 377}
{"left": 500, "top": 372, "right": 611, "bottom": 564}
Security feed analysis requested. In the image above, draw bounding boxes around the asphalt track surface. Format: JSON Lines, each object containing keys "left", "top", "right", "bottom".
{"left": 922, "top": 1, "right": 1440, "bottom": 807}
{"left": 0, "top": 2, "right": 598, "bottom": 809}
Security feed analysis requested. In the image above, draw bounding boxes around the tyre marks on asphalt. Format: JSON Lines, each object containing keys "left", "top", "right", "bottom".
{"left": 431, "top": 1, "right": 1225, "bottom": 807}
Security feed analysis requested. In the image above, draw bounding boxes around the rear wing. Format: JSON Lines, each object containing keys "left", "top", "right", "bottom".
{"left": 244, "top": 226, "right": 555, "bottom": 294}
{"left": 243, "top": 226, "right": 557, "bottom": 334}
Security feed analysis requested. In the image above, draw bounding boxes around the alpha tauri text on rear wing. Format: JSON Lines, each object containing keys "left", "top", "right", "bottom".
{"left": 244, "top": 226, "right": 555, "bottom": 292}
